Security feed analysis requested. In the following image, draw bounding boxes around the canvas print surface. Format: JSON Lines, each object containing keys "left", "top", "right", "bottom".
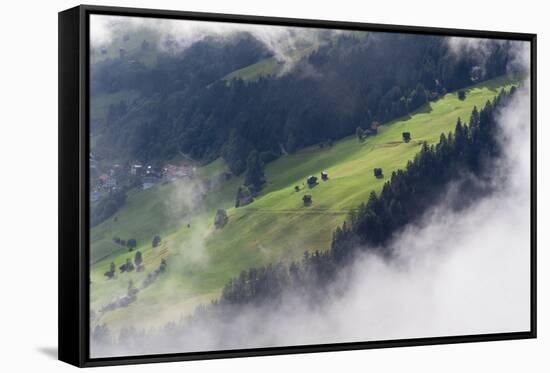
{"left": 88, "top": 14, "right": 532, "bottom": 358}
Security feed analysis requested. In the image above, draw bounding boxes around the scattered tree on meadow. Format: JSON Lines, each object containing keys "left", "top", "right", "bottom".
{"left": 373, "top": 168, "right": 383, "bottom": 178}
{"left": 126, "top": 238, "right": 137, "bottom": 251}
{"left": 402, "top": 132, "right": 412, "bottom": 143}
{"left": 134, "top": 251, "right": 144, "bottom": 272}
{"left": 303, "top": 194, "right": 312, "bottom": 206}
{"left": 152, "top": 235, "right": 161, "bottom": 248}
{"left": 458, "top": 90, "right": 466, "bottom": 100}
{"left": 214, "top": 209, "right": 228, "bottom": 229}
{"left": 122, "top": 258, "right": 135, "bottom": 272}
{"left": 104, "top": 262, "right": 116, "bottom": 279}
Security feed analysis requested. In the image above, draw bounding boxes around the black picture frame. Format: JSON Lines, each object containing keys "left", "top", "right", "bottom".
{"left": 59, "top": 4, "right": 537, "bottom": 367}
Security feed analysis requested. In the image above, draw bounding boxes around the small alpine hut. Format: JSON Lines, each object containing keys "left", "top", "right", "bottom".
{"left": 373, "top": 168, "right": 383, "bottom": 179}
{"left": 307, "top": 175, "right": 318, "bottom": 187}
{"left": 321, "top": 171, "right": 329, "bottom": 181}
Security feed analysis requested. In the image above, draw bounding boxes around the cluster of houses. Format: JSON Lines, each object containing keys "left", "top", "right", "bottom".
{"left": 90, "top": 152, "right": 196, "bottom": 202}
{"left": 130, "top": 163, "right": 195, "bottom": 190}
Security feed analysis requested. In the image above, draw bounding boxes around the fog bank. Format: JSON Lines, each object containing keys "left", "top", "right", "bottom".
{"left": 90, "top": 14, "right": 338, "bottom": 71}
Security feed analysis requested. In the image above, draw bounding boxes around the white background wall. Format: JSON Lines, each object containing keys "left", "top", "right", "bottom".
{"left": 0, "top": 0, "right": 546, "bottom": 371}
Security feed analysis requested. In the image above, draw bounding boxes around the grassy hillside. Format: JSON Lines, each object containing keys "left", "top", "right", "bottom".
{"left": 222, "top": 31, "right": 368, "bottom": 82}
{"left": 90, "top": 75, "right": 519, "bottom": 332}
{"left": 222, "top": 44, "right": 318, "bottom": 82}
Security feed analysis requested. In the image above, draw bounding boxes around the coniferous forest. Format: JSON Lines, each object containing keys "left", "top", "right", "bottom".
{"left": 206, "top": 88, "right": 515, "bottom": 309}
{"left": 92, "top": 32, "right": 512, "bottom": 174}
{"left": 88, "top": 15, "right": 531, "bottom": 358}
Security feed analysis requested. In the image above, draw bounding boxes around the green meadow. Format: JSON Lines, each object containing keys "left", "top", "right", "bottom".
{"left": 90, "top": 75, "right": 518, "bottom": 331}
{"left": 222, "top": 44, "right": 319, "bottom": 82}
{"left": 222, "top": 31, "right": 367, "bottom": 82}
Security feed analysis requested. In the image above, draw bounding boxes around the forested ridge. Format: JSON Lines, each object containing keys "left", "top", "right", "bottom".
{"left": 92, "top": 88, "right": 517, "bottom": 348}
{"left": 205, "top": 87, "right": 516, "bottom": 309}
{"left": 91, "top": 88, "right": 519, "bottom": 349}
{"left": 88, "top": 22, "right": 525, "bottom": 353}
{"left": 92, "top": 31, "right": 514, "bottom": 175}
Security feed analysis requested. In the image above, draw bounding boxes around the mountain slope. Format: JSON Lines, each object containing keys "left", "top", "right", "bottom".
{"left": 91, "top": 32, "right": 515, "bottom": 170}
{"left": 222, "top": 44, "right": 319, "bottom": 82}
{"left": 89, "top": 75, "right": 518, "bottom": 331}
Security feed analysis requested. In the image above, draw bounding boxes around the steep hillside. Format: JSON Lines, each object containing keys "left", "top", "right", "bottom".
{"left": 89, "top": 75, "right": 518, "bottom": 331}
{"left": 222, "top": 44, "right": 318, "bottom": 82}
{"left": 91, "top": 31, "right": 515, "bottom": 169}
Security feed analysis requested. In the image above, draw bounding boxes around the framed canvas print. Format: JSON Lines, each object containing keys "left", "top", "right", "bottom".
{"left": 58, "top": 5, "right": 537, "bottom": 367}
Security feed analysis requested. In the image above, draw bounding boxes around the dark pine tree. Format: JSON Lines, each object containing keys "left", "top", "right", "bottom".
{"left": 243, "top": 150, "right": 266, "bottom": 194}
{"left": 134, "top": 251, "right": 143, "bottom": 267}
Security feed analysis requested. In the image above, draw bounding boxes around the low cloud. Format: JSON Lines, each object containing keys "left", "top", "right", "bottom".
{"left": 89, "top": 23, "right": 532, "bottom": 357}
{"left": 447, "top": 36, "right": 530, "bottom": 75}
{"left": 163, "top": 178, "right": 211, "bottom": 267}
{"left": 91, "top": 82, "right": 531, "bottom": 358}
{"left": 204, "top": 84, "right": 531, "bottom": 350}
{"left": 90, "top": 14, "right": 334, "bottom": 73}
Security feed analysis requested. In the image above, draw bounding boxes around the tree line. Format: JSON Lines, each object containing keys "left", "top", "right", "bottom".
{"left": 210, "top": 87, "right": 517, "bottom": 308}
{"left": 91, "top": 32, "right": 516, "bottom": 178}
{"left": 91, "top": 87, "right": 519, "bottom": 350}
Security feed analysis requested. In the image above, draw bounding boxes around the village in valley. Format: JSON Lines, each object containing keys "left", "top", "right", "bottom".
{"left": 90, "top": 128, "right": 416, "bottom": 210}
{"left": 89, "top": 152, "right": 197, "bottom": 203}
